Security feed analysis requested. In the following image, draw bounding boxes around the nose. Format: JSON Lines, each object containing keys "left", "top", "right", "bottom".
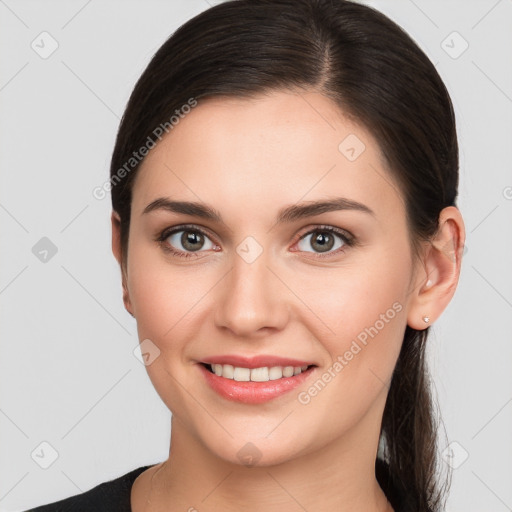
{"left": 214, "top": 248, "right": 290, "bottom": 339}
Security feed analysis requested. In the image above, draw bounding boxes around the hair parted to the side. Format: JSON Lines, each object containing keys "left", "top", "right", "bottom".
{"left": 110, "top": 1, "right": 457, "bottom": 510}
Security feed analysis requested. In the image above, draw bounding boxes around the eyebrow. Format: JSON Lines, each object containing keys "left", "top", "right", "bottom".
{"left": 142, "top": 197, "right": 375, "bottom": 224}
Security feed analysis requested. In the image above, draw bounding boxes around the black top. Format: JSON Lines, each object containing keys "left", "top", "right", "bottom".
{"left": 25, "top": 465, "right": 154, "bottom": 512}
{"left": 26, "top": 460, "right": 414, "bottom": 511}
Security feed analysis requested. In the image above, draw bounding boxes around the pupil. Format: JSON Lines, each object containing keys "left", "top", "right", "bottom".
{"left": 182, "top": 231, "right": 203, "bottom": 251}
{"left": 312, "top": 232, "right": 333, "bottom": 253}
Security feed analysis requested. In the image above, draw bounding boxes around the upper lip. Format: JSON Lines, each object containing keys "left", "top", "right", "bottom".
{"left": 200, "top": 355, "right": 317, "bottom": 369}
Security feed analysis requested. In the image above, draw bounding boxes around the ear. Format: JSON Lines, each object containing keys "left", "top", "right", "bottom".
{"left": 407, "top": 206, "right": 465, "bottom": 330}
{"left": 111, "top": 211, "right": 134, "bottom": 317}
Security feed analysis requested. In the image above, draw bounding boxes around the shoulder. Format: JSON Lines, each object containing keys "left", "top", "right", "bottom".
{"left": 24, "top": 465, "right": 156, "bottom": 512}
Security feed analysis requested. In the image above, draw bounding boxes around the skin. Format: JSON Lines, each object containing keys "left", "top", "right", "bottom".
{"left": 111, "top": 90, "right": 465, "bottom": 512}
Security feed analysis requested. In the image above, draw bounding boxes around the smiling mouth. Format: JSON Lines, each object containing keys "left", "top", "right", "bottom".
{"left": 201, "top": 362, "right": 316, "bottom": 382}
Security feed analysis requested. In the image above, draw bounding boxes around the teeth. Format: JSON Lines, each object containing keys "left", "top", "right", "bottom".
{"left": 269, "top": 366, "right": 283, "bottom": 380}
{"left": 250, "top": 367, "right": 269, "bottom": 382}
{"left": 222, "top": 364, "right": 234, "bottom": 379}
{"left": 233, "top": 367, "right": 251, "bottom": 381}
{"left": 209, "top": 363, "right": 310, "bottom": 382}
{"left": 282, "top": 366, "right": 294, "bottom": 378}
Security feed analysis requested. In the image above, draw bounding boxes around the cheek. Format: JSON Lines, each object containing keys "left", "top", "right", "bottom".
{"left": 126, "top": 246, "right": 203, "bottom": 411}
{"left": 294, "top": 245, "right": 412, "bottom": 384}
{"left": 126, "top": 241, "right": 188, "bottom": 344}
{"left": 289, "top": 260, "right": 410, "bottom": 447}
{"left": 126, "top": 240, "right": 222, "bottom": 373}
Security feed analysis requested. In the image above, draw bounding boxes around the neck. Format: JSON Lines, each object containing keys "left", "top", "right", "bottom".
{"left": 145, "top": 404, "right": 393, "bottom": 512}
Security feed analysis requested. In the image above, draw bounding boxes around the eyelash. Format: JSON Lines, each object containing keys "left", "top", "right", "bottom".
{"left": 156, "top": 224, "right": 355, "bottom": 260}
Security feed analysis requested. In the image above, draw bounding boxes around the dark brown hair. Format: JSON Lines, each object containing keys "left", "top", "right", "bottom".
{"left": 110, "top": 1, "right": 457, "bottom": 510}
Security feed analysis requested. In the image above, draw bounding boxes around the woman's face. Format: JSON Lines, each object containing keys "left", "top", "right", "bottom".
{"left": 121, "top": 90, "right": 423, "bottom": 467}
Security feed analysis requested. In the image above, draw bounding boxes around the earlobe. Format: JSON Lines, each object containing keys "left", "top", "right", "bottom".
{"left": 406, "top": 206, "right": 465, "bottom": 330}
{"left": 111, "top": 211, "right": 135, "bottom": 318}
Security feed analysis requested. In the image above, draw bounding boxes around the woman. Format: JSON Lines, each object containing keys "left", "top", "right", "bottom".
{"left": 28, "top": 0, "right": 465, "bottom": 510}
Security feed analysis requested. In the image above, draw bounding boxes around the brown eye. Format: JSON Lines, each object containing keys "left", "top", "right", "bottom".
{"left": 161, "top": 227, "right": 216, "bottom": 257}
{"left": 296, "top": 227, "right": 352, "bottom": 257}
{"left": 178, "top": 230, "right": 205, "bottom": 251}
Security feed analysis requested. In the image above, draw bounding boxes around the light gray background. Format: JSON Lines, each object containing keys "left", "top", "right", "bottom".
{"left": 1, "top": 1, "right": 511, "bottom": 511}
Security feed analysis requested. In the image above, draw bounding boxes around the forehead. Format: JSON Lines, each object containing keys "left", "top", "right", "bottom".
{"left": 131, "top": 90, "right": 403, "bottom": 222}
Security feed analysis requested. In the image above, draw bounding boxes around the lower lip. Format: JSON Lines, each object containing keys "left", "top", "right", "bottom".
{"left": 198, "top": 364, "right": 316, "bottom": 404}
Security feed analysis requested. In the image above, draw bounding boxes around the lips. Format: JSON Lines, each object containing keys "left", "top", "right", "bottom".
{"left": 197, "top": 354, "right": 318, "bottom": 404}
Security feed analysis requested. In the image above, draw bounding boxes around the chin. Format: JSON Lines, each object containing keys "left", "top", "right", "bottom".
{"left": 204, "top": 434, "right": 308, "bottom": 469}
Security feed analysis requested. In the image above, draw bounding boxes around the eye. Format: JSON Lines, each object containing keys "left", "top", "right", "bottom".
{"left": 294, "top": 226, "right": 353, "bottom": 258}
{"left": 157, "top": 224, "right": 354, "bottom": 260}
{"left": 157, "top": 225, "right": 217, "bottom": 258}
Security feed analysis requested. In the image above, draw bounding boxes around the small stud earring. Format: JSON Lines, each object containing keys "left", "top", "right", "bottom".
{"left": 423, "top": 316, "right": 430, "bottom": 323}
